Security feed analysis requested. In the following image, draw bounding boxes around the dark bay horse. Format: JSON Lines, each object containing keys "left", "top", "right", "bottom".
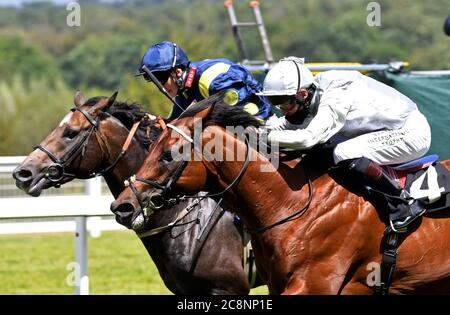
{"left": 12, "top": 91, "right": 261, "bottom": 295}
{"left": 111, "top": 93, "right": 450, "bottom": 294}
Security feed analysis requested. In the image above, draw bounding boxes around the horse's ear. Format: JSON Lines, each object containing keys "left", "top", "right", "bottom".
{"left": 195, "top": 104, "right": 214, "bottom": 121}
{"left": 107, "top": 91, "right": 118, "bottom": 106}
{"left": 74, "top": 90, "right": 85, "bottom": 107}
{"left": 92, "top": 91, "right": 118, "bottom": 115}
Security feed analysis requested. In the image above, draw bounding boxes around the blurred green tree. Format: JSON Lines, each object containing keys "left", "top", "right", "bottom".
{"left": 1, "top": 0, "right": 449, "bottom": 156}
{"left": 60, "top": 33, "right": 155, "bottom": 90}
{"left": 0, "top": 76, "right": 72, "bottom": 155}
{"left": 0, "top": 36, "right": 58, "bottom": 82}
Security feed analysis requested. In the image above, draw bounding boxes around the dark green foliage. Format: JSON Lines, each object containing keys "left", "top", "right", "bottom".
{"left": 2, "top": 0, "right": 449, "bottom": 88}
{"left": 60, "top": 34, "right": 153, "bottom": 90}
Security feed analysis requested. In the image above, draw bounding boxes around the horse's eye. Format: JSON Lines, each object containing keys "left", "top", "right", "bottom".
{"left": 63, "top": 128, "right": 79, "bottom": 140}
{"left": 161, "top": 150, "right": 173, "bottom": 162}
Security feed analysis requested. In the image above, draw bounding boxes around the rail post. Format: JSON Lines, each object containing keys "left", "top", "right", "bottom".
{"left": 75, "top": 216, "right": 89, "bottom": 295}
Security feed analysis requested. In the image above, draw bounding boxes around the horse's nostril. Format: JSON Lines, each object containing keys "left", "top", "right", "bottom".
{"left": 111, "top": 201, "right": 135, "bottom": 217}
{"left": 13, "top": 168, "right": 33, "bottom": 183}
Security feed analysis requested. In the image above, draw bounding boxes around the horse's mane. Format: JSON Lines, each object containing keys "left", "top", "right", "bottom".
{"left": 84, "top": 96, "right": 161, "bottom": 149}
{"left": 178, "top": 91, "right": 262, "bottom": 129}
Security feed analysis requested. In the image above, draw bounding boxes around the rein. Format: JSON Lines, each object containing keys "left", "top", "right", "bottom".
{"left": 245, "top": 178, "right": 313, "bottom": 234}
{"left": 126, "top": 124, "right": 251, "bottom": 200}
{"left": 125, "top": 123, "right": 251, "bottom": 239}
{"left": 126, "top": 122, "right": 313, "bottom": 236}
{"left": 136, "top": 198, "right": 200, "bottom": 238}
{"left": 34, "top": 107, "right": 142, "bottom": 185}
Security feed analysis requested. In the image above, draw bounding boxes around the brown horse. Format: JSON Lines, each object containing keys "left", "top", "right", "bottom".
{"left": 12, "top": 91, "right": 262, "bottom": 295}
{"left": 111, "top": 93, "right": 450, "bottom": 294}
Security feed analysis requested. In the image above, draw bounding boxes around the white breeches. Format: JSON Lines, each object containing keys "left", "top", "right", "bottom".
{"left": 333, "top": 110, "right": 431, "bottom": 165}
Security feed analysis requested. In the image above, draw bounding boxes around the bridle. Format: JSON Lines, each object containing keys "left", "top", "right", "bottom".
{"left": 125, "top": 122, "right": 314, "bottom": 236}
{"left": 125, "top": 124, "right": 196, "bottom": 204}
{"left": 124, "top": 123, "right": 251, "bottom": 234}
{"left": 34, "top": 107, "right": 142, "bottom": 186}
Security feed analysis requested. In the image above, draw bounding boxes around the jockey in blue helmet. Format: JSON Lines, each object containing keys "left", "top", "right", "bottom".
{"left": 137, "top": 41, "right": 272, "bottom": 121}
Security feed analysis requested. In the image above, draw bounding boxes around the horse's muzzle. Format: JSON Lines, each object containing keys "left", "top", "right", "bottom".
{"left": 110, "top": 200, "right": 136, "bottom": 228}
{"left": 12, "top": 166, "right": 33, "bottom": 189}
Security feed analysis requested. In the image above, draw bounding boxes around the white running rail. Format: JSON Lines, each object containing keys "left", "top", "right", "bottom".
{"left": 0, "top": 156, "right": 127, "bottom": 295}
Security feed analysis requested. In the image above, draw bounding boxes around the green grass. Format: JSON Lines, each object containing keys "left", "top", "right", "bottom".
{"left": 0, "top": 230, "right": 268, "bottom": 294}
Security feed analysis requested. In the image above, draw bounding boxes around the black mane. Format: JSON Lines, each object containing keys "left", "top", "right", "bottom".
{"left": 178, "top": 91, "right": 262, "bottom": 129}
{"left": 84, "top": 96, "right": 161, "bottom": 148}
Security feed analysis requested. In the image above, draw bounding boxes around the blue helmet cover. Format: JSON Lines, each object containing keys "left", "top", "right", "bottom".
{"left": 140, "top": 41, "right": 189, "bottom": 73}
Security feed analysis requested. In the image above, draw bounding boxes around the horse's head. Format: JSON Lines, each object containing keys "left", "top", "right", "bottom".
{"left": 13, "top": 90, "right": 121, "bottom": 196}
{"left": 111, "top": 92, "right": 261, "bottom": 230}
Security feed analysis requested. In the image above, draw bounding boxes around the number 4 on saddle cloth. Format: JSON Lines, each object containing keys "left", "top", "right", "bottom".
{"left": 383, "top": 154, "right": 450, "bottom": 216}
{"left": 371, "top": 154, "right": 449, "bottom": 294}
{"left": 384, "top": 154, "right": 449, "bottom": 204}
{"left": 324, "top": 151, "right": 450, "bottom": 233}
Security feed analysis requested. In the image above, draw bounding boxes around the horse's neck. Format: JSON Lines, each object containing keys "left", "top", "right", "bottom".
{"left": 209, "top": 130, "right": 333, "bottom": 232}
{"left": 101, "top": 120, "right": 148, "bottom": 198}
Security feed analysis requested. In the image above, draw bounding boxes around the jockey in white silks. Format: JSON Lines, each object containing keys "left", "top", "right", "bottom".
{"left": 258, "top": 57, "right": 431, "bottom": 230}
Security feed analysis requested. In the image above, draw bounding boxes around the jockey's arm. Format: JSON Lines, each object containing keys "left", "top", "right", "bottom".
{"left": 268, "top": 88, "right": 351, "bottom": 150}
{"left": 263, "top": 116, "right": 296, "bottom": 132}
{"left": 211, "top": 81, "right": 244, "bottom": 106}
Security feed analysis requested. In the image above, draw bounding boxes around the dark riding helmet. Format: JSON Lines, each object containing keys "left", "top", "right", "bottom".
{"left": 444, "top": 16, "right": 450, "bottom": 36}
{"left": 137, "top": 41, "right": 189, "bottom": 79}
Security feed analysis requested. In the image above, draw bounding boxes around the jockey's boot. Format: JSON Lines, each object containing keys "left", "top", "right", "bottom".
{"left": 338, "top": 157, "right": 426, "bottom": 231}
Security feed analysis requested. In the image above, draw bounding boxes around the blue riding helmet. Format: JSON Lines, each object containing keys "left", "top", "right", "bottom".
{"left": 444, "top": 16, "right": 450, "bottom": 36}
{"left": 138, "top": 41, "right": 189, "bottom": 75}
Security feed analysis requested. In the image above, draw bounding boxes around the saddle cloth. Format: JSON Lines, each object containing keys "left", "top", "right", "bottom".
{"left": 384, "top": 154, "right": 450, "bottom": 213}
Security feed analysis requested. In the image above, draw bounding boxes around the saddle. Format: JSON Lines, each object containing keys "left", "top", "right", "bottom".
{"left": 375, "top": 154, "right": 449, "bottom": 295}
{"left": 383, "top": 154, "right": 450, "bottom": 215}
